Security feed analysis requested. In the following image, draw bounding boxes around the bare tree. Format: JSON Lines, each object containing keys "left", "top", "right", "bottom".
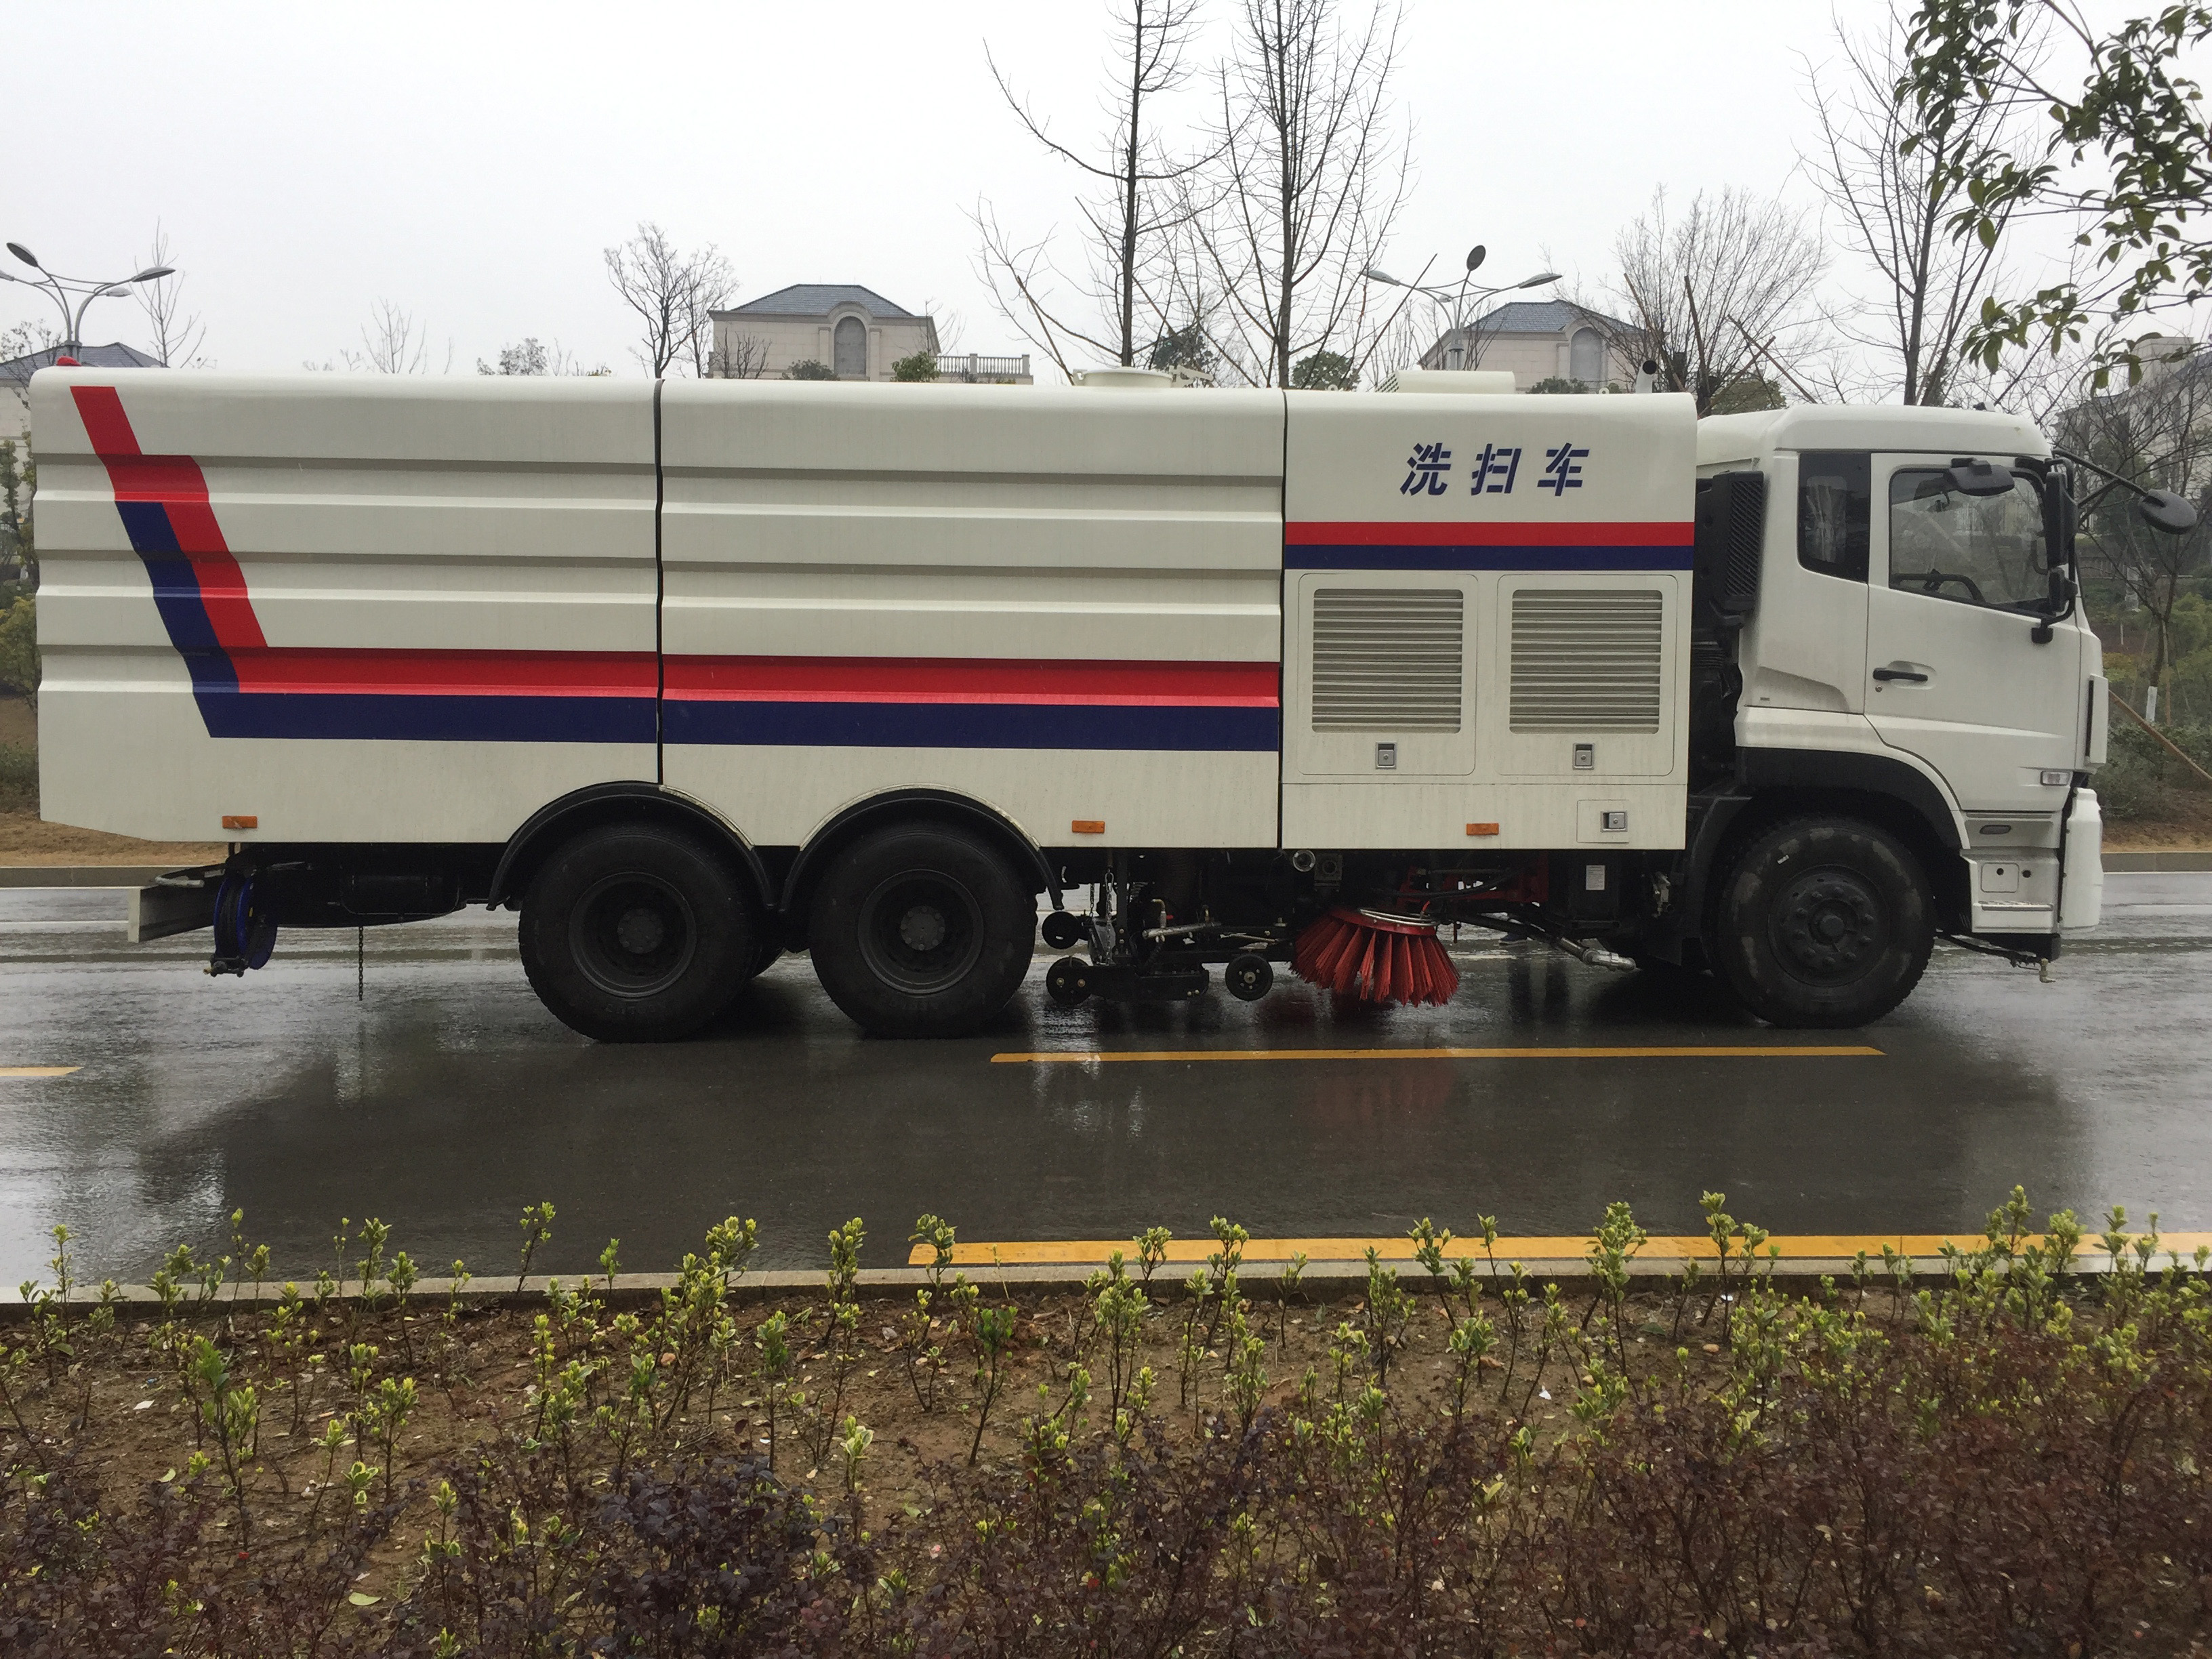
{"left": 1185, "top": 0, "right": 1411, "bottom": 387}
{"left": 325, "top": 300, "right": 443, "bottom": 374}
{"left": 604, "top": 222, "right": 735, "bottom": 379}
{"left": 706, "top": 333, "right": 771, "bottom": 379}
{"left": 974, "top": 1, "right": 1210, "bottom": 377}
{"left": 1610, "top": 187, "right": 1828, "bottom": 416}
{"left": 2059, "top": 351, "right": 2212, "bottom": 701}
{"left": 135, "top": 223, "right": 207, "bottom": 368}
{"left": 1801, "top": 7, "right": 2042, "bottom": 406}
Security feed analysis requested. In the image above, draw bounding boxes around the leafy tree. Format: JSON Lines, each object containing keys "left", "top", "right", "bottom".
{"left": 0, "top": 439, "right": 33, "bottom": 587}
{"left": 890, "top": 350, "right": 941, "bottom": 382}
{"left": 1899, "top": 1, "right": 2212, "bottom": 383}
{"left": 1527, "top": 376, "right": 1593, "bottom": 394}
{"left": 1290, "top": 350, "right": 1358, "bottom": 390}
{"left": 1709, "top": 374, "right": 1788, "bottom": 414}
{"left": 785, "top": 359, "right": 838, "bottom": 382}
{"left": 1147, "top": 321, "right": 1214, "bottom": 375}
{"left": 478, "top": 338, "right": 552, "bottom": 376}
{"left": 0, "top": 596, "right": 35, "bottom": 712}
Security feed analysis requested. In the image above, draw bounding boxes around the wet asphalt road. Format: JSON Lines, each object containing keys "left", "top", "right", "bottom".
{"left": 1, "top": 874, "right": 2207, "bottom": 1286}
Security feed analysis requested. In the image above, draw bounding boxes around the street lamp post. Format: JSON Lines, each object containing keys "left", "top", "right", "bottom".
{"left": 1, "top": 243, "right": 173, "bottom": 360}
{"left": 1363, "top": 245, "right": 1561, "bottom": 373}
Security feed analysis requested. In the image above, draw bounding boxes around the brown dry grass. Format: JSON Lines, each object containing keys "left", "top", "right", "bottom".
{"left": 0, "top": 811, "right": 224, "bottom": 867}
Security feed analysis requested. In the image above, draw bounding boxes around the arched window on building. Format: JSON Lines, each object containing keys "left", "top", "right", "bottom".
{"left": 1570, "top": 327, "right": 1604, "bottom": 385}
{"left": 833, "top": 316, "right": 868, "bottom": 378}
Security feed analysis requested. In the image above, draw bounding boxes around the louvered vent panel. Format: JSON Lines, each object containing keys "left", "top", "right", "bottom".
{"left": 1310, "top": 588, "right": 1464, "bottom": 732}
{"left": 1509, "top": 588, "right": 1664, "bottom": 732}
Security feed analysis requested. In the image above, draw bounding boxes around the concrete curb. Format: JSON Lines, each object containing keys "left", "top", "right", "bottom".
{"left": 0, "top": 1250, "right": 2170, "bottom": 1319}
{"left": 0, "top": 865, "right": 180, "bottom": 888}
{"left": 2103, "top": 850, "right": 2212, "bottom": 872}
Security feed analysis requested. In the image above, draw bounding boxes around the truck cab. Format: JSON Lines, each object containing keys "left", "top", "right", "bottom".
{"left": 1671, "top": 404, "right": 2107, "bottom": 1000}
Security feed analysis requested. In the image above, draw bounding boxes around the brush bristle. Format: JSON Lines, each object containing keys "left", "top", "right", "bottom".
{"left": 1291, "top": 907, "right": 1459, "bottom": 1006}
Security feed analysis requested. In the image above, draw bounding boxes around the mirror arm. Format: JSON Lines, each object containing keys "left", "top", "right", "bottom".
{"left": 2073, "top": 479, "right": 2125, "bottom": 516}
{"left": 2051, "top": 447, "right": 2152, "bottom": 506}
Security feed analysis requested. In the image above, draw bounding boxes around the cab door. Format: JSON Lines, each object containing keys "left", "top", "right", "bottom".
{"left": 1864, "top": 453, "right": 2081, "bottom": 816}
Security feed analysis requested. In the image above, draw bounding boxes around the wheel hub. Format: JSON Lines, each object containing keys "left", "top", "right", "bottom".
{"left": 616, "top": 907, "right": 668, "bottom": 955}
{"left": 1772, "top": 870, "right": 1884, "bottom": 982}
{"left": 898, "top": 905, "right": 949, "bottom": 953}
{"left": 571, "top": 874, "right": 697, "bottom": 1000}
{"left": 858, "top": 870, "right": 984, "bottom": 994}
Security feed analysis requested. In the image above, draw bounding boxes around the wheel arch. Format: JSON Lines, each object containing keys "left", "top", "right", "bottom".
{"left": 1713, "top": 749, "right": 1967, "bottom": 935}
{"left": 488, "top": 783, "right": 772, "bottom": 912}
{"left": 781, "top": 789, "right": 1059, "bottom": 924}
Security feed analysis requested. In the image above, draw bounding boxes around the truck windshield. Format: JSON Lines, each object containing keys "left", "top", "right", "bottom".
{"left": 1888, "top": 468, "right": 2051, "bottom": 613}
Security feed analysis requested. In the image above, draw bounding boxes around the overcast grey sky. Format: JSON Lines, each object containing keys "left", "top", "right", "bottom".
{"left": 1, "top": 1, "right": 2182, "bottom": 384}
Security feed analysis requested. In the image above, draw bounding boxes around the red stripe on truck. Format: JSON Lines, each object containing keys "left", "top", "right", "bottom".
{"left": 70, "top": 384, "right": 268, "bottom": 651}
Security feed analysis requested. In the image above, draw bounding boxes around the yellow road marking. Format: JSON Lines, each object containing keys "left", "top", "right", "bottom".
{"left": 991, "top": 1044, "right": 1883, "bottom": 1064}
{"left": 0, "top": 1067, "right": 79, "bottom": 1079}
{"left": 913, "top": 1231, "right": 2212, "bottom": 1267}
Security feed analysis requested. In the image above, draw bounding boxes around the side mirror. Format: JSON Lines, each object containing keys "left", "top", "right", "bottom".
{"left": 1942, "top": 458, "right": 2015, "bottom": 497}
{"left": 2138, "top": 489, "right": 2199, "bottom": 536}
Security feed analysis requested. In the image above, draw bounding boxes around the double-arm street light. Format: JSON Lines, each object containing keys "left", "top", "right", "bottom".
{"left": 1364, "top": 245, "right": 1561, "bottom": 371}
{"left": 1, "top": 242, "right": 173, "bottom": 359}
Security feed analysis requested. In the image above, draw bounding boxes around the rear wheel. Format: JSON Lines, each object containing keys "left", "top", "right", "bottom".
{"left": 1711, "top": 816, "right": 1933, "bottom": 1028}
{"left": 520, "top": 823, "right": 760, "bottom": 1042}
{"left": 809, "top": 823, "right": 1035, "bottom": 1037}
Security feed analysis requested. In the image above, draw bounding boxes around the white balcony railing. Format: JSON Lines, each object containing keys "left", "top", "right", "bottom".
{"left": 936, "top": 353, "right": 1031, "bottom": 381}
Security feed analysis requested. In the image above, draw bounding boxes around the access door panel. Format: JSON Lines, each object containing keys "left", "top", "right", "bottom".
{"left": 1285, "top": 571, "right": 1478, "bottom": 778}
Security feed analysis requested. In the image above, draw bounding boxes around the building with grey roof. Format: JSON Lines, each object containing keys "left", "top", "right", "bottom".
{"left": 1, "top": 341, "right": 161, "bottom": 438}
{"left": 709, "top": 285, "right": 940, "bottom": 382}
{"left": 1419, "top": 300, "right": 1643, "bottom": 390}
{"left": 708, "top": 285, "right": 1031, "bottom": 384}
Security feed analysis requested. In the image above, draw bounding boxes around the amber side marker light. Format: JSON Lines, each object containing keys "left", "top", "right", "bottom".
{"left": 1466, "top": 822, "right": 1499, "bottom": 837}
{"left": 1071, "top": 819, "right": 1106, "bottom": 836}
{"left": 221, "top": 815, "right": 258, "bottom": 831}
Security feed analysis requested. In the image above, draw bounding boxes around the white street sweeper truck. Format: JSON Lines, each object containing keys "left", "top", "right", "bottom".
{"left": 28, "top": 364, "right": 2194, "bottom": 1039}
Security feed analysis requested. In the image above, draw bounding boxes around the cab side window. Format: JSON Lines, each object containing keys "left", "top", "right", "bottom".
{"left": 1888, "top": 469, "right": 2051, "bottom": 613}
{"left": 1797, "top": 451, "right": 1870, "bottom": 581}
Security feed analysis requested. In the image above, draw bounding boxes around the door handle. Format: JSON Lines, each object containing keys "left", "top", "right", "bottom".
{"left": 1872, "top": 666, "right": 1929, "bottom": 684}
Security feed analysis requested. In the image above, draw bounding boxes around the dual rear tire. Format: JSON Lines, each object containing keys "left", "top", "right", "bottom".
{"left": 520, "top": 819, "right": 1033, "bottom": 1042}
{"left": 520, "top": 823, "right": 764, "bottom": 1043}
{"left": 806, "top": 823, "right": 1036, "bottom": 1038}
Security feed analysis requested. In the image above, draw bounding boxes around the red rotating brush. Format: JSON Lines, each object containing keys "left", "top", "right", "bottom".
{"left": 1291, "top": 907, "right": 1459, "bottom": 1006}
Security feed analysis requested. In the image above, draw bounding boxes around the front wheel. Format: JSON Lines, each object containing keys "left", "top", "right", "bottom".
{"left": 519, "top": 823, "right": 760, "bottom": 1042}
{"left": 808, "top": 822, "right": 1035, "bottom": 1037}
{"left": 1711, "top": 816, "right": 1933, "bottom": 1028}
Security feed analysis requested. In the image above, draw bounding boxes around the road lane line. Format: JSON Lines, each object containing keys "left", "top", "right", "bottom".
{"left": 913, "top": 1231, "right": 2212, "bottom": 1267}
{"left": 991, "top": 1044, "right": 1883, "bottom": 1064}
{"left": 0, "top": 1067, "right": 80, "bottom": 1079}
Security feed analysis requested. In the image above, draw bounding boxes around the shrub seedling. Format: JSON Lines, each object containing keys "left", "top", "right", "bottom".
{"left": 516, "top": 1201, "right": 556, "bottom": 1293}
